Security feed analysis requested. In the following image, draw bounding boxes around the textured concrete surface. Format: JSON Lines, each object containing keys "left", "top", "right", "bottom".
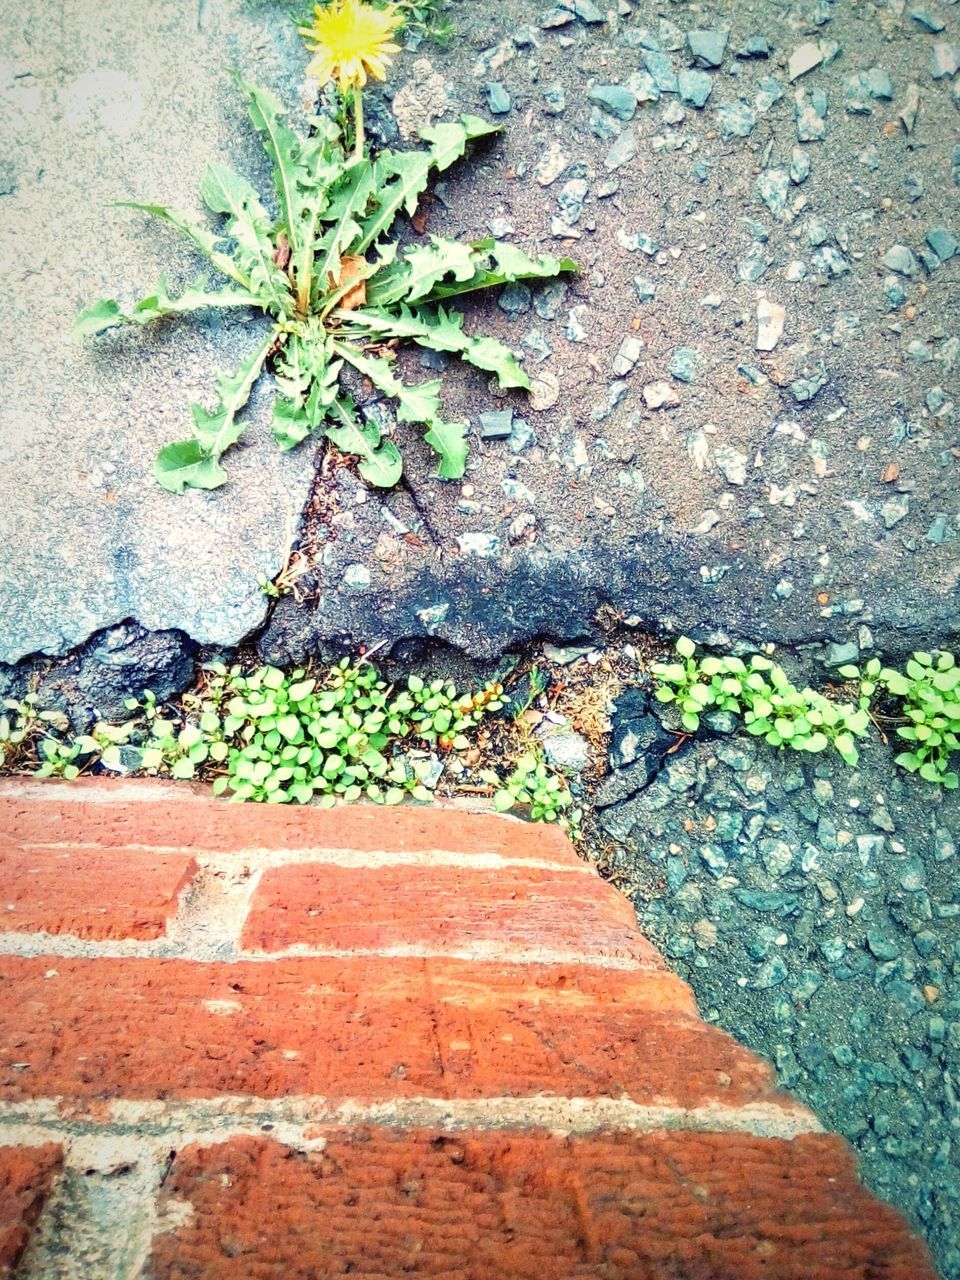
{"left": 0, "top": 0, "right": 314, "bottom": 664}
{"left": 261, "top": 0, "right": 960, "bottom": 662}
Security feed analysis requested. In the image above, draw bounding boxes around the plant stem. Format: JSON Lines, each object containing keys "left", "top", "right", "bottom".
{"left": 296, "top": 269, "right": 310, "bottom": 318}
{"left": 353, "top": 85, "right": 364, "bottom": 161}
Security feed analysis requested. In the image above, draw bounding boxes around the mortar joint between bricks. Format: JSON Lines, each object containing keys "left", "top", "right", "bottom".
{"left": 0, "top": 1095, "right": 824, "bottom": 1146}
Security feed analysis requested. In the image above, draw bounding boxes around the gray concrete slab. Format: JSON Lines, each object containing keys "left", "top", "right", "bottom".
{"left": 0, "top": 0, "right": 315, "bottom": 663}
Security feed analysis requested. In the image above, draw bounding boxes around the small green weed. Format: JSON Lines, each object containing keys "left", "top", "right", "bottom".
{"left": 651, "top": 637, "right": 870, "bottom": 765}
{"left": 1, "top": 658, "right": 581, "bottom": 827}
{"left": 652, "top": 637, "right": 959, "bottom": 786}
{"left": 492, "top": 752, "right": 581, "bottom": 832}
{"left": 7, "top": 659, "right": 519, "bottom": 809}
{"left": 35, "top": 739, "right": 86, "bottom": 781}
{"left": 840, "top": 651, "right": 960, "bottom": 788}
{"left": 205, "top": 660, "right": 505, "bottom": 804}
{"left": 1, "top": 696, "right": 70, "bottom": 772}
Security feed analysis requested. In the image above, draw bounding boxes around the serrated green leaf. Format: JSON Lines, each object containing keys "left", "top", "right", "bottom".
{"left": 189, "top": 329, "right": 276, "bottom": 459}
{"left": 73, "top": 299, "right": 123, "bottom": 339}
{"left": 237, "top": 76, "right": 348, "bottom": 313}
{"left": 354, "top": 150, "right": 432, "bottom": 253}
{"left": 456, "top": 334, "right": 529, "bottom": 389}
{"left": 384, "top": 236, "right": 478, "bottom": 305}
{"left": 395, "top": 378, "right": 444, "bottom": 424}
{"left": 78, "top": 274, "right": 260, "bottom": 340}
{"left": 199, "top": 162, "right": 292, "bottom": 313}
{"left": 423, "top": 418, "right": 468, "bottom": 479}
{"left": 355, "top": 118, "right": 498, "bottom": 255}
{"left": 331, "top": 341, "right": 442, "bottom": 425}
{"left": 78, "top": 276, "right": 264, "bottom": 341}
{"left": 271, "top": 332, "right": 330, "bottom": 447}
{"left": 131, "top": 276, "right": 264, "bottom": 321}
{"left": 335, "top": 302, "right": 465, "bottom": 348}
{"left": 306, "top": 355, "right": 343, "bottom": 426}
{"left": 236, "top": 75, "right": 304, "bottom": 255}
{"left": 337, "top": 304, "right": 529, "bottom": 390}
{"left": 272, "top": 397, "right": 313, "bottom": 450}
{"left": 313, "top": 160, "right": 377, "bottom": 301}
{"left": 323, "top": 395, "right": 403, "bottom": 488}
{"left": 272, "top": 330, "right": 313, "bottom": 407}
{"left": 424, "top": 237, "right": 577, "bottom": 302}
{"left": 115, "top": 201, "right": 249, "bottom": 288}
{"left": 419, "top": 115, "right": 501, "bottom": 169}
{"left": 153, "top": 440, "right": 229, "bottom": 493}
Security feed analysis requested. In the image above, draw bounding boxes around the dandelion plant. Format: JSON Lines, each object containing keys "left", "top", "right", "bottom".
{"left": 75, "top": 0, "right": 575, "bottom": 493}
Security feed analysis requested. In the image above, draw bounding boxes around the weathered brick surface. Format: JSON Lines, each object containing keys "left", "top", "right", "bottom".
{"left": 0, "top": 1144, "right": 62, "bottom": 1277}
{"left": 243, "top": 861, "right": 652, "bottom": 960}
{"left": 0, "top": 955, "right": 797, "bottom": 1108}
{"left": 1, "top": 778, "right": 579, "bottom": 864}
{"left": 0, "top": 780, "right": 938, "bottom": 1277}
{"left": 149, "top": 1130, "right": 936, "bottom": 1280}
{"left": 0, "top": 845, "right": 197, "bottom": 939}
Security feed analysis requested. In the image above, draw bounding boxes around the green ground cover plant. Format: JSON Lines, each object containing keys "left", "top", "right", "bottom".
{"left": 4, "top": 658, "right": 578, "bottom": 824}
{"left": 841, "top": 652, "right": 960, "bottom": 787}
{"left": 492, "top": 753, "right": 581, "bottom": 829}
{"left": 652, "top": 637, "right": 960, "bottom": 787}
{"left": 75, "top": 79, "right": 574, "bottom": 492}
{"left": 48, "top": 659, "right": 507, "bottom": 805}
{"left": 1, "top": 696, "right": 71, "bottom": 773}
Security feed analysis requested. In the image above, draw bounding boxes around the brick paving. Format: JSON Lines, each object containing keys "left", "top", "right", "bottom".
{"left": 0, "top": 778, "right": 938, "bottom": 1278}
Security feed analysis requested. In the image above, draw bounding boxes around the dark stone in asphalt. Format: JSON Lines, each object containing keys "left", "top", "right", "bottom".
{"left": 608, "top": 687, "right": 666, "bottom": 769}
{"left": 4, "top": 622, "right": 197, "bottom": 730}
{"left": 74, "top": 622, "right": 197, "bottom": 718}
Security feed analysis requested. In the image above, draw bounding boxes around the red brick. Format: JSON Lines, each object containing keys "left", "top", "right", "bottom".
{"left": 0, "top": 1144, "right": 62, "bottom": 1278}
{"left": 149, "top": 1129, "right": 936, "bottom": 1280}
{"left": 0, "top": 779, "right": 579, "bottom": 865}
{"left": 0, "top": 955, "right": 799, "bottom": 1110}
{"left": 243, "top": 862, "right": 650, "bottom": 961}
{"left": 0, "top": 846, "right": 196, "bottom": 940}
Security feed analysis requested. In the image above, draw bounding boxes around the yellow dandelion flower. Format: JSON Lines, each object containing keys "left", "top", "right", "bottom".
{"left": 301, "top": 0, "right": 402, "bottom": 92}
